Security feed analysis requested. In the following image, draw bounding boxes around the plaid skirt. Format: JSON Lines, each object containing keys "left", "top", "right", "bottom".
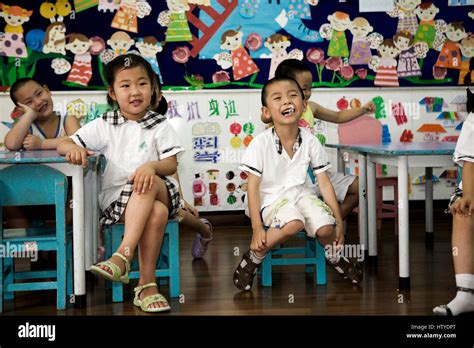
{"left": 100, "top": 176, "right": 182, "bottom": 225}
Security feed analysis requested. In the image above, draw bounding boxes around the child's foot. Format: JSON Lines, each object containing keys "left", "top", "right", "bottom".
{"left": 233, "top": 250, "right": 263, "bottom": 291}
{"left": 90, "top": 252, "right": 131, "bottom": 283}
{"left": 133, "top": 282, "right": 170, "bottom": 313}
{"left": 191, "top": 219, "right": 213, "bottom": 259}
{"left": 327, "top": 256, "right": 363, "bottom": 284}
{"left": 433, "top": 287, "right": 474, "bottom": 316}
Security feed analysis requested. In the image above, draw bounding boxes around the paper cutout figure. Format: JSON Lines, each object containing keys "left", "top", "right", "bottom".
{"left": 158, "top": 0, "right": 192, "bottom": 42}
{"left": 419, "top": 97, "right": 446, "bottom": 112}
{"left": 98, "top": 0, "right": 120, "bottom": 12}
{"left": 66, "top": 98, "right": 87, "bottom": 119}
{"left": 416, "top": 123, "right": 447, "bottom": 141}
{"left": 74, "top": 0, "right": 98, "bottom": 13}
{"left": 400, "top": 129, "right": 413, "bottom": 142}
{"left": 393, "top": 30, "right": 424, "bottom": 77}
{"left": 43, "top": 22, "right": 67, "bottom": 55}
{"left": 337, "top": 97, "right": 349, "bottom": 110}
{"left": 372, "top": 96, "right": 387, "bottom": 119}
{"left": 371, "top": 39, "right": 401, "bottom": 87}
{"left": 436, "top": 111, "right": 461, "bottom": 127}
{"left": 230, "top": 136, "right": 242, "bottom": 149}
{"left": 219, "top": 28, "right": 259, "bottom": 81}
{"left": 441, "top": 135, "right": 459, "bottom": 142}
{"left": 413, "top": 174, "right": 439, "bottom": 184}
{"left": 264, "top": 34, "right": 302, "bottom": 79}
{"left": 229, "top": 122, "right": 241, "bottom": 135}
{"left": 65, "top": 33, "right": 93, "bottom": 86}
{"left": 324, "top": 12, "right": 351, "bottom": 58}
{"left": 0, "top": 4, "right": 33, "bottom": 58}
{"left": 40, "top": 0, "right": 72, "bottom": 22}
{"left": 243, "top": 122, "right": 254, "bottom": 135}
{"left": 387, "top": 0, "right": 421, "bottom": 35}
{"left": 349, "top": 17, "right": 373, "bottom": 65}
{"left": 458, "top": 35, "right": 474, "bottom": 85}
{"left": 382, "top": 124, "right": 391, "bottom": 144}
{"left": 413, "top": 2, "right": 439, "bottom": 48}
{"left": 135, "top": 36, "right": 164, "bottom": 83}
{"left": 392, "top": 102, "right": 408, "bottom": 125}
{"left": 111, "top": 0, "right": 151, "bottom": 33}
{"left": 450, "top": 95, "right": 467, "bottom": 111}
{"left": 435, "top": 22, "right": 467, "bottom": 70}
{"left": 100, "top": 31, "right": 134, "bottom": 64}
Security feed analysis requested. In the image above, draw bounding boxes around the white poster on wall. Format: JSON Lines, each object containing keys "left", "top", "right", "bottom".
{"left": 359, "top": 0, "right": 394, "bottom": 12}
{"left": 448, "top": 0, "right": 474, "bottom": 6}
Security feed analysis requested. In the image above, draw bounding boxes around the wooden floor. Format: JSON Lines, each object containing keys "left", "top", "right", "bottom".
{"left": 1, "top": 202, "right": 459, "bottom": 316}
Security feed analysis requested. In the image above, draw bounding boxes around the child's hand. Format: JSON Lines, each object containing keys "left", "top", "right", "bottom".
{"left": 362, "top": 101, "right": 376, "bottom": 114}
{"left": 250, "top": 227, "right": 267, "bottom": 252}
{"left": 129, "top": 163, "right": 156, "bottom": 195}
{"left": 183, "top": 200, "right": 199, "bottom": 218}
{"left": 451, "top": 194, "right": 474, "bottom": 217}
{"left": 16, "top": 103, "right": 37, "bottom": 120}
{"left": 335, "top": 223, "right": 345, "bottom": 250}
{"left": 65, "top": 147, "right": 95, "bottom": 167}
{"left": 22, "top": 134, "right": 42, "bottom": 150}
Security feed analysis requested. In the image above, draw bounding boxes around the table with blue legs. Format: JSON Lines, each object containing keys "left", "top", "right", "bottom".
{"left": 326, "top": 142, "right": 455, "bottom": 291}
{"left": 0, "top": 150, "right": 100, "bottom": 307}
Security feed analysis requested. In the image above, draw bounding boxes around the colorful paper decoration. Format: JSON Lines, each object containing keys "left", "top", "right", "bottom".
{"left": 264, "top": 33, "right": 302, "bottom": 79}
{"left": 450, "top": 95, "right": 467, "bottom": 111}
{"left": 230, "top": 122, "right": 242, "bottom": 135}
{"left": 382, "top": 124, "right": 391, "bottom": 144}
{"left": 349, "top": 17, "right": 373, "bottom": 65}
{"left": 230, "top": 136, "right": 242, "bottom": 149}
{"left": 227, "top": 194, "right": 237, "bottom": 205}
{"left": 413, "top": 174, "right": 439, "bottom": 184}
{"left": 226, "top": 171, "right": 235, "bottom": 180}
{"left": 400, "top": 129, "right": 413, "bottom": 142}
{"left": 159, "top": 0, "right": 192, "bottom": 42}
{"left": 458, "top": 35, "right": 474, "bottom": 85}
{"left": 219, "top": 28, "right": 259, "bottom": 81}
{"left": 74, "top": 0, "right": 98, "bottom": 13}
{"left": 435, "top": 22, "right": 467, "bottom": 70}
{"left": 65, "top": 33, "right": 93, "bottom": 86}
{"left": 40, "top": 0, "right": 72, "bottom": 22}
{"left": 111, "top": 0, "right": 151, "bottom": 33}
{"left": 98, "top": 0, "right": 120, "bottom": 12}
{"left": 350, "top": 98, "right": 361, "bottom": 108}
{"left": 135, "top": 36, "right": 164, "bottom": 83}
{"left": 0, "top": 4, "right": 33, "bottom": 58}
{"left": 240, "top": 171, "right": 248, "bottom": 180}
{"left": 372, "top": 96, "right": 387, "bottom": 119}
{"left": 387, "top": 0, "right": 421, "bottom": 35}
{"left": 372, "top": 39, "right": 401, "bottom": 87}
{"left": 419, "top": 97, "right": 446, "bottom": 112}
{"left": 324, "top": 11, "right": 351, "bottom": 58}
{"left": 243, "top": 122, "right": 254, "bottom": 135}
{"left": 66, "top": 98, "right": 87, "bottom": 119}
{"left": 43, "top": 22, "right": 67, "bottom": 55}
{"left": 336, "top": 97, "right": 349, "bottom": 110}
{"left": 392, "top": 102, "right": 408, "bottom": 125}
{"left": 441, "top": 135, "right": 459, "bottom": 142}
{"left": 414, "top": 2, "right": 440, "bottom": 48}
{"left": 417, "top": 123, "right": 447, "bottom": 141}
{"left": 436, "top": 111, "right": 461, "bottom": 121}
{"left": 51, "top": 57, "right": 71, "bottom": 74}
{"left": 393, "top": 31, "right": 423, "bottom": 78}
{"left": 243, "top": 135, "right": 253, "bottom": 147}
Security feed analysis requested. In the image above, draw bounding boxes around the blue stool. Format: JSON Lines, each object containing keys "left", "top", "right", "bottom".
{"left": 104, "top": 219, "right": 180, "bottom": 302}
{"left": 0, "top": 165, "right": 73, "bottom": 312}
{"left": 260, "top": 231, "right": 327, "bottom": 286}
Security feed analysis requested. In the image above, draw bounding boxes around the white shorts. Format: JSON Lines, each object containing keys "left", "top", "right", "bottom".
{"left": 314, "top": 171, "right": 356, "bottom": 202}
{"left": 261, "top": 194, "right": 336, "bottom": 238}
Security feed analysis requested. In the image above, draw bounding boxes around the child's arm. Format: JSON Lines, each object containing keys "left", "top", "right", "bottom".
{"left": 129, "top": 156, "right": 178, "bottom": 195}
{"left": 64, "top": 115, "right": 81, "bottom": 135}
{"left": 247, "top": 173, "right": 267, "bottom": 252}
{"left": 24, "top": 135, "right": 75, "bottom": 151}
{"left": 310, "top": 100, "right": 376, "bottom": 124}
{"left": 4, "top": 103, "right": 37, "bottom": 151}
{"left": 57, "top": 138, "right": 94, "bottom": 168}
{"left": 316, "top": 171, "right": 345, "bottom": 247}
{"left": 451, "top": 161, "right": 474, "bottom": 217}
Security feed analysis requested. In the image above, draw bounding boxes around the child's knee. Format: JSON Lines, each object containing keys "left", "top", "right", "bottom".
{"left": 316, "top": 224, "right": 335, "bottom": 239}
{"left": 148, "top": 202, "right": 169, "bottom": 227}
{"left": 282, "top": 219, "right": 304, "bottom": 236}
{"left": 348, "top": 179, "right": 359, "bottom": 194}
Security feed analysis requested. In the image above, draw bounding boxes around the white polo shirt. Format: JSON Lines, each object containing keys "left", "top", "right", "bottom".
{"left": 239, "top": 127, "right": 331, "bottom": 211}
{"left": 454, "top": 112, "right": 474, "bottom": 190}
{"left": 71, "top": 110, "right": 184, "bottom": 210}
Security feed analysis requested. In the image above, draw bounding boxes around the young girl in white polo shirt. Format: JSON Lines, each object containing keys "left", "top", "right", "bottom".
{"left": 234, "top": 77, "right": 362, "bottom": 291}
{"left": 58, "top": 54, "right": 183, "bottom": 313}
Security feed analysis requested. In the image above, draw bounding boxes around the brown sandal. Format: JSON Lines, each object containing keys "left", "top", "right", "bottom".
{"left": 329, "top": 257, "right": 363, "bottom": 284}
{"left": 233, "top": 250, "right": 261, "bottom": 291}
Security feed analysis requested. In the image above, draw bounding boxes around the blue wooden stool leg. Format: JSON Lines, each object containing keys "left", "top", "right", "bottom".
{"left": 4, "top": 258, "right": 14, "bottom": 301}
{"left": 261, "top": 251, "right": 272, "bottom": 286}
{"left": 168, "top": 222, "right": 180, "bottom": 298}
{"left": 111, "top": 225, "right": 124, "bottom": 303}
{"left": 315, "top": 241, "right": 327, "bottom": 285}
{"left": 305, "top": 237, "right": 316, "bottom": 273}
{"left": 0, "top": 252, "right": 3, "bottom": 313}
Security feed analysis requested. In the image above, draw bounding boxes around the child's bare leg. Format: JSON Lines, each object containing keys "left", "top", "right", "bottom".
{"left": 434, "top": 214, "right": 474, "bottom": 315}
{"left": 178, "top": 209, "right": 211, "bottom": 238}
{"left": 136, "top": 200, "right": 169, "bottom": 310}
{"left": 339, "top": 178, "right": 359, "bottom": 220}
{"left": 253, "top": 220, "right": 304, "bottom": 257}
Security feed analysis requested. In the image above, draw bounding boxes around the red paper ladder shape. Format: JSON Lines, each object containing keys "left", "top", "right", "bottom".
{"left": 186, "top": 0, "right": 239, "bottom": 58}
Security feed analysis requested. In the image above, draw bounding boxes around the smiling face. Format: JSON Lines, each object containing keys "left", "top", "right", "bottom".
{"left": 167, "top": 0, "right": 188, "bottom": 12}
{"left": 108, "top": 66, "right": 154, "bottom": 120}
{"left": 416, "top": 4, "right": 439, "bottom": 21}
{"left": 136, "top": 42, "right": 162, "bottom": 56}
{"left": 329, "top": 13, "right": 351, "bottom": 32}
{"left": 397, "top": 0, "right": 421, "bottom": 11}
{"left": 66, "top": 38, "right": 91, "bottom": 55}
{"left": 264, "top": 38, "right": 291, "bottom": 54}
{"left": 459, "top": 37, "right": 474, "bottom": 58}
{"left": 220, "top": 31, "right": 243, "bottom": 51}
{"left": 261, "top": 79, "right": 306, "bottom": 127}
{"left": 446, "top": 24, "right": 467, "bottom": 42}
{"left": 0, "top": 12, "right": 30, "bottom": 26}
{"left": 378, "top": 43, "right": 400, "bottom": 58}
{"left": 13, "top": 80, "right": 54, "bottom": 120}
{"left": 394, "top": 35, "right": 412, "bottom": 50}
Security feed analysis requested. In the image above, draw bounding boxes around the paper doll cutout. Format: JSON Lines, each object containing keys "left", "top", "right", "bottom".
{"left": 100, "top": 31, "right": 134, "bottom": 64}
{"left": 435, "top": 22, "right": 467, "bottom": 70}
{"left": 264, "top": 33, "right": 302, "bottom": 79}
{"left": 349, "top": 17, "right": 373, "bottom": 65}
{"left": 393, "top": 30, "right": 427, "bottom": 77}
{"left": 324, "top": 11, "right": 351, "bottom": 58}
{"left": 370, "top": 39, "right": 401, "bottom": 87}
{"left": 111, "top": 0, "right": 151, "bottom": 33}
{"left": 98, "top": 0, "right": 120, "bottom": 12}
{"left": 158, "top": 0, "right": 192, "bottom": 42}
{"left": 135, "top": 36, "right": 164, "bottom": 83}
{"left": 413, "top": 2, "right": 439, "bottom": 48}
{"left": 40, "top": 0, "right": 72, "bottom": 22}
{"left": 65, "top": 33, "right": 93, "bottom": 86}
{"left": 43, "top": 22, "right": 67, "bottom": 55}
{"left": 0, "top": 4, "right": 33, "bottom": 58}
{"left": 387, "top": 0, "right": 421, "bottom": 35}
{"left": 458, "top": 35, "right": 474, "bottom": 85}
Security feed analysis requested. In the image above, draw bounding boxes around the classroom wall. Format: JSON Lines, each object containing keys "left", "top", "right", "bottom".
{"left": 0, "top": 85, "right": 465, "bottom": 211}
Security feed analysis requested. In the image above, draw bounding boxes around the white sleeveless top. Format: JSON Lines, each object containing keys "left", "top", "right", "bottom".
{"left": 29, "top": 113, "right": 67, "bottom": 139}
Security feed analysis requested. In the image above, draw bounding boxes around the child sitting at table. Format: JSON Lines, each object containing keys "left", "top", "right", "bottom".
{"left": 233, "top": 76, "right": 362, "bottom": 291}
{"left": 5, "top": 77, "right": 81, "bottom": 151}
{"left": 433, "top": 90, "right": 474, "bottom": 316}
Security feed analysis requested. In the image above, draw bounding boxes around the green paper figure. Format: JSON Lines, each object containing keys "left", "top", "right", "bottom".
{"left": 243, "top": 122, "right": 255, "bottom": 135}
{"left": 373, "top": 96, "right": 387, "bottom": 119}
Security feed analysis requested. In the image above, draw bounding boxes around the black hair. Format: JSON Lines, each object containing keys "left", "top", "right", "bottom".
{"left": 467, "top": 88, "right": 474, "bottom": 113}
{"left": 274, "top": 59, "right": 311, "bottom": 80}
{"left": 261, "top": 76, "right": 304, "bottom": 107}
{"left": 105, "top": 53, "right": 158, "bottom": 107}
{"left": 155, "top": 95, "right": 168, "bottom": 115}
{"left": 10, "top": 77, "right": 42, "bottom": 105}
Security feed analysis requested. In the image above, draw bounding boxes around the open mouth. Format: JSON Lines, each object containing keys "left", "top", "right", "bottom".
{"left": 130, "top": 100, "right": 142, "bottom": 107}
{"left": 281, "top": 105, "right": 295, "bottom": 117}
{"left": 37, "top": 103, "right": 48, "bottom": 113}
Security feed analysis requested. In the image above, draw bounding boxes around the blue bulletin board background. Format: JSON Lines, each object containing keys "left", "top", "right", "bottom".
{"left": 0, "top": 0, "right": 473, "bottom": 91}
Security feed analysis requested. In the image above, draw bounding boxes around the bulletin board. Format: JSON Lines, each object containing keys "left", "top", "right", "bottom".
{"left": 1, "top": 0, "right": 474, "bottom": 92}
